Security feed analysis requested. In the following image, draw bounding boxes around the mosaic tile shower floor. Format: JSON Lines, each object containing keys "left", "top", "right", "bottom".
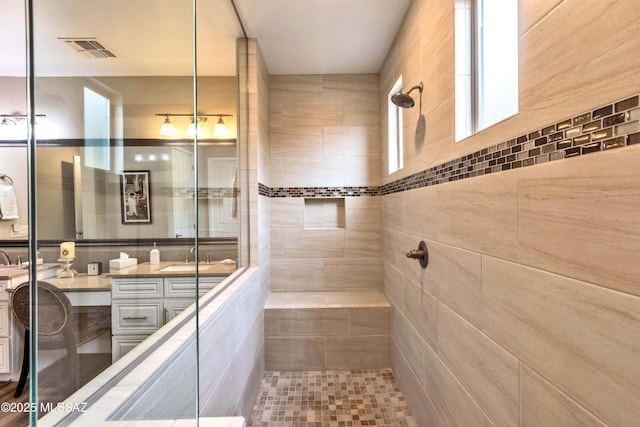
{"left": 249, "top": 369, "right": 417, "bottom": 427}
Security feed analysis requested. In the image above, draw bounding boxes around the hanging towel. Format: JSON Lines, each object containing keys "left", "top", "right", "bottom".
{"left": 0, "top": 177, "right": 19, "bottom": 220}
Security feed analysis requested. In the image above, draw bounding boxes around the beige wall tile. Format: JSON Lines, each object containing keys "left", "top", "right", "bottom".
{"left": 270, "top": 75, "right": 322, "bottom": 96}
{"left": 520, "top": 0, "right": 640, "bottom": 134}
{"left": 482, "top": 256, "right": 640, "bottom": 426}
{"left": 424, "top": 341, "right": 484, "bottom": 427}
{"left": 518, "top": 145, "right": 640, "bottom": 296}
{"left": 284, "top": 229, "right": 345, "bottom": 258}
{"left": 403, "top": 278, "right": 438, "bottom": 351}
{"left": 265, "top": 337, "right": 325, "bottom": 371}
{"left": 277, "top": 308, "right": 349, "bottom": 337}
{"left": 402, "top": 170, "right": 518, "bottom": 261}
{"left": 349, "top": 307, "right": 390, "bottom": 336}
{"left": 381, "top": 227, "right": 396, "bottom": 266}
{"left": 270, "top": 126, "right": 324, "bottom": 158}
{"left": 282, "top": 156, "right": 344, "bottom": 187}
{"left": 326, "top": 336, "right": 390, "bottom": 370}
{"left": 270, "top": 228, "right": 284, "bottom": 258}
{"left": 271, "top": 258, "right": 325, "bottom": 291}
{"left": 521, "top": 365, "right": 607, "bottom": 427}
{"left": 324, "top": 126, "right": 380, "bottom": 156}
{"left": 270, "top": 198, "right": 304, "bottom": 228}
{"left": 519, "top": 0, "right": 563, "bottom": 35}
{"left": 345, "top": 229, "right": 381, "bottom": 258}
{"left": 439, "top": 304, "right": 519, "bottom": 427}
{"left": 322, "top": 74, "right": 379, "bottom": 96}
{"left": 394, "top": 311, "right": 425, "bottom": 386}
{"left": 264, "top": 310, "right": 279, "bottom": 338}
{"left": 391, "top": 341, "right": 440, "bottom": 427}
{"left": 342, "top": 94, "right": 380, "bottom": 127}
{"left": 424, "top": 239, "right": 482, "bottom": 328}
{"left": 344, "top": 155, "right": 381, "bottom": 186}
{"left": 269, "top": 158, "right": 283, "bottom": 187}
{"left": 345, "top": 196, "right": 382, "bottom": 230}
{"left": 281, "top": 95, "right": 343, "bottom": 127}
{"left": 383, "top": 260, "right": 403, "bottom": 309}
{"left": 382, "top": 193, "right": 403, "bottom": 231}
{"left": 325, "top": 258, "right": 382, "bottom": 289}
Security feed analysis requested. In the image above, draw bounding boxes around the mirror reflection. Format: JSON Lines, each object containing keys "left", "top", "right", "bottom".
{"left": 0, "top": 0, "right": 246, "bottom": 421}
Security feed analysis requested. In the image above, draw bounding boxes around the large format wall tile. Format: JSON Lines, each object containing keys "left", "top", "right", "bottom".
{"left": 349, "top": 307, "right": 390, "bottom": 336}
{"left": 277, "top": 308, "right": 349, "bottom": 336}
{"left": 402, "top": 171, "right": 518, "bottom": 261}
{"left": 482, "top": 256, "right": 640, "bottom": 426}
{"left": 270, "top": 198, "right": 304, "bottom": 228}
{"left": 520, "top": 365, "right": 607, "bottom": 427}
{"left": 518, "top": 144, "right": 640, "bottom": 296}
{"left": 326, "top": 336, "right": 390, "bottom": 370}
{"left": 282, "top": 156, "right": 344, "bottom": 187}
{"left": 265, "top": 337, "right": 325, "bottom": 371}
{"left": 284, "top": 229, "right": 345, "bottom": 258}
{"left": 403, "top": 277, "right": 438, "bottom": 351}
{"left": 424, "top": 239, "right": 482, "bottom": 328}
{"left": 438, "top": 304, "right": 519, "bottom": 427}
{"left": 324, "top": 258, "right": 382, "bottom": 289}
{"left": 423, "top": 342, "right": 484, "bottom": 427}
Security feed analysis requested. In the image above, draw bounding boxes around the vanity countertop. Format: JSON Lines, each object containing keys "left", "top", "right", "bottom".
{"left": 45, "top": 274, "right": 112, "bottom": 292}
{"left": 106, "top": 261, "right": 237, "bottom": 278}
{"left": 0, "top": 263, "right": 60, "bottom": 280}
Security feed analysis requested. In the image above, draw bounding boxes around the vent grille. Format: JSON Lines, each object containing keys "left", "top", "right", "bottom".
{"left": 59, "top": 37, "right": 116, "bottom": 59}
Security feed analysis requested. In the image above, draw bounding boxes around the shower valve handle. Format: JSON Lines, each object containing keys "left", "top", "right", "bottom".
{"left": 405, "top": 241, "right": 429, "bottom": 269}
{"left": 405, "top": 250, "right": 425, "bottom": 259}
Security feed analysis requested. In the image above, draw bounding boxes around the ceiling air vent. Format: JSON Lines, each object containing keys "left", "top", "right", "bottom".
{"left": 59, "top": 37, "right": 116, "bottom": 59}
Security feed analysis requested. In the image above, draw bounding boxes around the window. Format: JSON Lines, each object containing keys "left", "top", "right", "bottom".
{"left": 84, "top": 87, "right": 111, "bottom": 170}
{"left": 455, "top": 0, "right": 518, "bottom": 141}
{"left": 388, "top": 75, "right": 404, "bottom": 173}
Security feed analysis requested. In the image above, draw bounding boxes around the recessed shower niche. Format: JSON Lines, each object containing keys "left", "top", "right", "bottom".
{"left": 304, "top": 198, "right": 345, "bottom": 229}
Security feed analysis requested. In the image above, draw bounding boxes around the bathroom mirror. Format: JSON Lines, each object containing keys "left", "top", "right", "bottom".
{"left": 0, "top": 0, "right": 245, "bottom": 243}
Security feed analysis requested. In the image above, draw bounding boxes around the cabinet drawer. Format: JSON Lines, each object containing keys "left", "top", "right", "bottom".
{"left": 112, "top": 335, "right": 150, "bottom": 363}
{"left": 112, "top": 278, "right": 163, "bottom": 299}
{"left": 164, "top": 276, "right": 224, "bottom": 298}
{"left": 0, "top": 337, "right": 10, "bottom": 373}
{"left": 164, "top": 298, "right": 196, "bottom": 322}
{"left": 0, "top": 302, "right": 10, "bottom": 337}
{"left": 112, "top": 300, "right": 163, "bottom": 335}
{"left": 0, "top": 281, "right": 8, "bottom": 301}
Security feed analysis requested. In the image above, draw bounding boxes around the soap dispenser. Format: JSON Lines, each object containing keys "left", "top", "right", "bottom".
{"left": 150, "top": 242, "right": 160, "bottom": 265}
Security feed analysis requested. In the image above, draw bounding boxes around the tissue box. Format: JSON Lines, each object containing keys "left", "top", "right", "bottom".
{"left": 109, "top": 258, "right": 138, "bottom": 271}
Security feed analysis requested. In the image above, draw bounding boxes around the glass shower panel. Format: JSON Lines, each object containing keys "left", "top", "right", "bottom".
{"left": 30, "top": 0, "right": 199, "bottom": 423}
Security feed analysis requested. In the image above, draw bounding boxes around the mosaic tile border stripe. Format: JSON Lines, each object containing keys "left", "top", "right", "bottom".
{"left": 258, "top": 94, "right": 640, "bottom": 198}
{"left": 259, "top": 184, "right": 379, "bottom": 198}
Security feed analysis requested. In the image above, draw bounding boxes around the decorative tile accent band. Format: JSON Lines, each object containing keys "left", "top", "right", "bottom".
{"left": 258, "top": 185, "right": 379, "bottom": 198}
{"left": 259, "top": 94, "right": 640, "bottom": 198}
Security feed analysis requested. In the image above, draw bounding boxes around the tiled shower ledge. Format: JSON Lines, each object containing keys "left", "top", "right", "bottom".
{"left": 259, "top": 93, "right": 640, "bottom": 198}
{"left": 266, "top": 290, "right": 390, "bottom": 309}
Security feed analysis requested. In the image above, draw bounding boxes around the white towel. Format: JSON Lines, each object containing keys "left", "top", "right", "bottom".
{"left": 230, "top": 168, "right": 238, "bottom": 220}
{"left": 0, "top": 184, "right": 19, "bottom": 220}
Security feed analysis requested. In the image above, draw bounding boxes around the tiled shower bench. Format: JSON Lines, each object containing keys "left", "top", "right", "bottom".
{"left": 264, "top": 290, "right": 391, "bottom": 371}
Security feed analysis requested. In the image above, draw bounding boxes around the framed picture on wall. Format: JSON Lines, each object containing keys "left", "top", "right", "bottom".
{"left": 120, "top": 170, "right": 151, "bottom": 224}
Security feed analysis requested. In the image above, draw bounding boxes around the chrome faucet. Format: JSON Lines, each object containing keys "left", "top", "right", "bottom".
{"left": 186, "top": 247, "right": 196, "bottom": 263}
{"left": 206, "top": 253, "right": 214, "bottom": 263}
{"left": 0, "top": 251, "right": 11, "bottom": 266}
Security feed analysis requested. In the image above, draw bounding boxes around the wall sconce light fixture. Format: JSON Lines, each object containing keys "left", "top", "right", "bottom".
{"left": 155, "top": 113, "right": 233, "bottom": 138}
{"left": 1, "top": 113, "right": 46, "bottom": 125}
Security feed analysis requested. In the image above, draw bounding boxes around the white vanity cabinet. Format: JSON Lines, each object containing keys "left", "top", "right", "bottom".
{"left": 0, "top": 280, "right": 14, "bottom": 374}
{"left": 111, "top": 275, "right": 224, "bottom": 362}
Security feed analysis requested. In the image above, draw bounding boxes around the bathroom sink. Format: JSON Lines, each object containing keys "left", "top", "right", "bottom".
{"left": 159, "top": 264, "right": 211, "bottom": 272}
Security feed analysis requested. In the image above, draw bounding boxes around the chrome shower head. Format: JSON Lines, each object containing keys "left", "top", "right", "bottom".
{"left": 391, "top": 82, "right": 424, "bottom": 108}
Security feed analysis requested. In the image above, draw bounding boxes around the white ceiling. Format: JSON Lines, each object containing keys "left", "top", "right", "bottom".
{"left": 234, "top": 0, "right": 412, "bottom": 74}
{"left": 0, "top": 0, "right": 411, "bottom": 77}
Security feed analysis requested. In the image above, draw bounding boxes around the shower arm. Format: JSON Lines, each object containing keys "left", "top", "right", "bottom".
{"left": 405, "top": 82, "right": 424, "bottom": 95}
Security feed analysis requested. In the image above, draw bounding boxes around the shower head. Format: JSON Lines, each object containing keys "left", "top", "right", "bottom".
{"left": 391, "top": 82, "right": 424, "bottom": 108}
